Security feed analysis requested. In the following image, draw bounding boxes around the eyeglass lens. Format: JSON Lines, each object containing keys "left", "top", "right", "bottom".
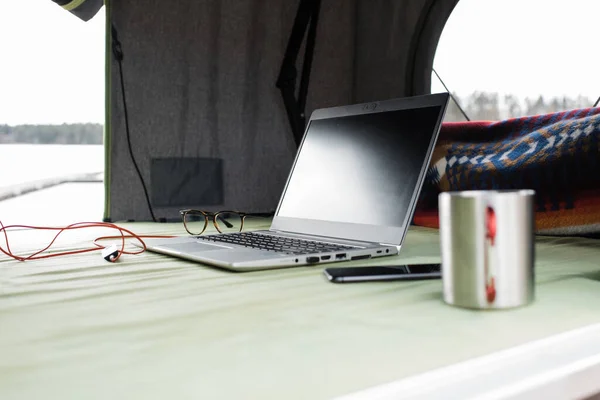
{"left": 214, "top": 212, "right": 243, "bottom": 233}
{"left": 183, "top": 211, "right": 208, "bottom": 235}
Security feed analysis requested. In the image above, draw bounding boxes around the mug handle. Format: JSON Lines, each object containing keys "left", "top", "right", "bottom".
{"left": 485, "top": 206, "right": 497, "bottom": 303}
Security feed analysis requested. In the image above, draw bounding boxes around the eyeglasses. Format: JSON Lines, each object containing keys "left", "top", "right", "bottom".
{"left": 179, "top": 209, "right": 274, "bottom": 235}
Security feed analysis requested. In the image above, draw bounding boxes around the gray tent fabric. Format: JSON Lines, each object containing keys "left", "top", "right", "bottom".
{"left": 107, "top": 0, "right": 458, "bottom": 222}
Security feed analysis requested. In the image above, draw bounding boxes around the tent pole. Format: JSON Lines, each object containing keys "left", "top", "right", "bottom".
{"left": 276, "top": 0, "right": 322, "bottom": 148}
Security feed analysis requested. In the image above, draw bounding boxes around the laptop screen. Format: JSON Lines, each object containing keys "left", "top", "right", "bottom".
{"left": 276, "top": 104, "right": 442, "bottom": 228}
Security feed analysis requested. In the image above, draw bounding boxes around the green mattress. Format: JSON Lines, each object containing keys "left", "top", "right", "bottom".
{"left": 1, "top": 221, "right": 599, "bottom": 399}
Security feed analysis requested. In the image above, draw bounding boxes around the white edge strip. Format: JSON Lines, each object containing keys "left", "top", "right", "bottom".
{"left": 335, "top": 323, "right": 600, "bottom": 400}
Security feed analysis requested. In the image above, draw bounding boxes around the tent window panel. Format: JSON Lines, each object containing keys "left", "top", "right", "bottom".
{"left": 432, "top": 0, "right": 599, "bottom": 121}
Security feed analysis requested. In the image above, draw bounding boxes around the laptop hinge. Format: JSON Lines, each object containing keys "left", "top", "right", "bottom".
{"left": 267, "top": 228, "right": 394, "bottom": 247}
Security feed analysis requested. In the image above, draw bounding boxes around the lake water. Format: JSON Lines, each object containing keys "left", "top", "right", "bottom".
{"left": 0, "top": 144, "right": 105, "bottom": 226}
{"left": 0, "top": 144, "right": 104, "bottom": 187}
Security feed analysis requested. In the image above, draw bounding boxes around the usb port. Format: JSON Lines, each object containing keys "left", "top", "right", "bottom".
{"left": 335, "top": 253, "right": 346, "bottom": 260}
{"left": 321, "top": 255, "right": 331, "bottom": 261}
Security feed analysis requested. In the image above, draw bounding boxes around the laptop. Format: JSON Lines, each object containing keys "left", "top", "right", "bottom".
{"left": 142, "top": 93, "right": 449, "bottom": 271}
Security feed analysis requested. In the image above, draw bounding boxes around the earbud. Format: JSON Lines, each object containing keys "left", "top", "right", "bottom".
{"left": 102, "top": 244, "right": 120, "bottom": 262}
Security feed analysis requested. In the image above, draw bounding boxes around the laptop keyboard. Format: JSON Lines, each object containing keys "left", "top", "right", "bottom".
{"left": 197, "top": 231, "right": 356, "bottom": 255}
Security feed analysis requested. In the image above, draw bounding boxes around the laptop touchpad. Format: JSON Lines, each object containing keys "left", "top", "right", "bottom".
{"left": 157, "top": 241, "right": 233, "bottom": 253}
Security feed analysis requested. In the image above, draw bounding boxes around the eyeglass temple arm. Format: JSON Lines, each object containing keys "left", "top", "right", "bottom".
{"left": 217, "top": 216, "right": 234, "bottom": 228}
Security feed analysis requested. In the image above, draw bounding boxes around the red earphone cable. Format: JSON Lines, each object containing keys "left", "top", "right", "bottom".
{"left": 0, "top": 220, "right": 175, "bottom": 262}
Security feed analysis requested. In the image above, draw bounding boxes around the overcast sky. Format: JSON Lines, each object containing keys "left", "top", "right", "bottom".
{"left": 0, "top": 0, "right": 105, "bottom": 126}
{"left": 432, "top": 0, "right": 600, "bottom": 103}
{"left": 0, "top": 0, "right": 598, "bottom": 125}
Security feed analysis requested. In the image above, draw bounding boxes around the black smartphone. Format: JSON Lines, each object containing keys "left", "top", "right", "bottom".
{"left": 323, "top": 264, "right": 441, "bottom": 283}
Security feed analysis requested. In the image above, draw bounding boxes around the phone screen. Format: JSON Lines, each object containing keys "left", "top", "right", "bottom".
{"left": 324, "top": 264, "right": 441, "bottom": 283}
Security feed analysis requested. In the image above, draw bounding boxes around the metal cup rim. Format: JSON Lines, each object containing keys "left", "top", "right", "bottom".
{"left": 439, "top": 189, "right": 535, "bottom": 198}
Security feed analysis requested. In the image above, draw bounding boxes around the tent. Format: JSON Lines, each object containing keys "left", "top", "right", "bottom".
{"left": 55, "top": 0, "right": 460, "bottom": 222}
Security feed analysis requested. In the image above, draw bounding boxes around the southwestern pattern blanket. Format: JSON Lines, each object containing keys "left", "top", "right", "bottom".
{"left": 414, "top": 107, "right": 600, "bottom": 235}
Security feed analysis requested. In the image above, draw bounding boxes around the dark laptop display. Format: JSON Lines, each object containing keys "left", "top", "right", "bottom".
{"left": 277, "top": 105, "right": 442, "bottom": 227}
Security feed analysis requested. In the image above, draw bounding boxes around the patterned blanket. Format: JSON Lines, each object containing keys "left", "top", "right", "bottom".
{"left": 414, "top": 108, "right": 600, "bottom": 236}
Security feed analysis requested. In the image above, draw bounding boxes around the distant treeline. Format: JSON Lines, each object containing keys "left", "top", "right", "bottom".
{"left": 0, "top": 123, "right": 103, "bottom": 144}
{"left": 444, "top": 92, "right": 595, "bottom": 122}
{"left": 0, "top": 93, "right": 596, "bottom": 143}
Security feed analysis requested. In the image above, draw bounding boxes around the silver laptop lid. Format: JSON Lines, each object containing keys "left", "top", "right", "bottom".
{"left": 271, "top": 93, "right": 449, "bottom": 245}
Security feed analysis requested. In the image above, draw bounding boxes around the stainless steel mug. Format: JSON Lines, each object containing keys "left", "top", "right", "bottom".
{"left": 439, "top": 190, "right": 536, "bottom": 309}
